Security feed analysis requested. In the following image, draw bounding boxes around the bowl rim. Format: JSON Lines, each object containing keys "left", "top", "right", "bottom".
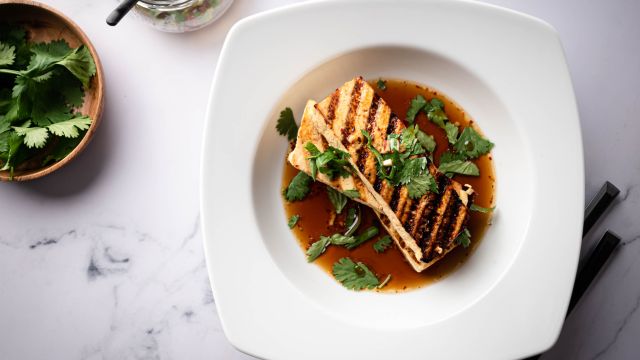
{"left": 0, "top": 0, "right": 104, "bottom": 182}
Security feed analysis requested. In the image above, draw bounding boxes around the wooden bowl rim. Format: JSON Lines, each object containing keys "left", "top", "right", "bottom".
{"left": 0, "top": 0, "right": 104, "bottom": 182}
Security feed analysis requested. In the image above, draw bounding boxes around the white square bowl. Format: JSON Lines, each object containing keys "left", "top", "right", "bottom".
{"left": 200, "top": 1, "right": 583, "bottom": 359}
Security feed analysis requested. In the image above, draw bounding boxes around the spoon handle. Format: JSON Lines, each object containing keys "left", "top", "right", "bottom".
{"left": 106, "top": 0, "right": 139, "bottom": 26}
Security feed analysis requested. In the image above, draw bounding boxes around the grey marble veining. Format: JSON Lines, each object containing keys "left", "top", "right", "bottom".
{"left": 0, "top": 0, "right": 638, "bottom": 359}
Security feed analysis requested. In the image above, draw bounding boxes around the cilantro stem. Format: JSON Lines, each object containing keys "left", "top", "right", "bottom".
{"left": 0, "top": 69, "right": 21, "bottom": 76}
{"left": 345, "top": 226, "right": 379, "bottom": 249}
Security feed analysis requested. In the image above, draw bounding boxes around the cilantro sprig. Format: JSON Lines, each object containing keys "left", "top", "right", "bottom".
{"left": 305, "top": 142, "right": 352, "bottom": 180}
{"left": 373, "top": 235, "right": 392, "bottom": 253}
{"left": 306, "top": 226, "right": 379, "bottom": 262}
{"left": 275, "top": 107, "right": 298, "bottom": 142}
{"left": 454, "top": 228, "right": 471, "bottom": 248}
{"left": 0, "top": 26, "right": 97, "bottom": 176}
{"left": 332, "top": 257, "right": 380, "bottom": 290}
{"left": 284, "top": 171, "right": 312, "bottom": 201}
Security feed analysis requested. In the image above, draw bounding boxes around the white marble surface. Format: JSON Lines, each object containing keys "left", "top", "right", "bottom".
{"left": 0, "top": 0, "right": 638, "bottom": 359}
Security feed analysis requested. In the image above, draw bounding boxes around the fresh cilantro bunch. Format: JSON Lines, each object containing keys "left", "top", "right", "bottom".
{"left": 0, "top": 25, "right": 96, "bottom": 177}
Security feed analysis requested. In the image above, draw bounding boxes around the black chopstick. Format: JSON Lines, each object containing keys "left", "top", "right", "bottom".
{"left": 568, "top": 230, "right": 621, "bottom": 312}
{"left": 583, "top": 181, "right": 620, "bottom": 236}
{"left": 524, "top": 231, "right": 621, "bottom": 360}
{"left": 524, "top": 182, "right": 621, "bottom": 360}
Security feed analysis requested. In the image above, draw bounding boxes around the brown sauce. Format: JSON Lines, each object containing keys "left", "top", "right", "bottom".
{"left": 282, "top": 79, "right": 496, "bottom": 292}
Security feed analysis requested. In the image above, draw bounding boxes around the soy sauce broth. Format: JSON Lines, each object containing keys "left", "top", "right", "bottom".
{"left": 282, "top": 79, "right": 496, "bottom": 292}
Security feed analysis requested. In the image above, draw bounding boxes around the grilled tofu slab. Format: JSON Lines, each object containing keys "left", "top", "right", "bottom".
{"left": 289, "top": 78, "right": 475, "bottom": 272}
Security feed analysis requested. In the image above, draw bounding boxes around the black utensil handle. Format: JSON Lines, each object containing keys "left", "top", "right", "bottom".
{"left": 106, "top": 0, "right": 139, "bottom": 26}
{"left": 569, "top": 230, "right": 621, "bottom": 312}
{"left": 583, "top": 181, "right": 620, "bottom": 236}
{"left": 523, "top": 231, "right": 621, "bottom": 360}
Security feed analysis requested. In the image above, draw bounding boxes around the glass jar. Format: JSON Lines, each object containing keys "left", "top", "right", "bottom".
{"left": 132, "top": 0, "right": 233, "bottom": 33}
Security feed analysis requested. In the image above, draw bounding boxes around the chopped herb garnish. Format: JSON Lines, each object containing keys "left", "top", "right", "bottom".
{"left": 305, "top": 142, "right": 352, "bottom": 180}
{"left": 406, "top": 94, "right": 427, "bottom": 124}
{"left": 376, "top": 79, "right": 387, "bottom": 91}
{"left": 444, "top": 122, "right": 459, "bottom": 145}
{"left": 327, "top": 187, "right": 348, "bottom": 214}
{"left": 306, "top": 236, "right": 331, "bottom": 262}
{"left": 284, "top": 171, "right": 313, "bottom": 201}
{"left": 287, "top": 214, "right": 299, "bottom": 228}
{"left": 438, "top": 159, "right": 480, "bottom": 177}
{"left": 332, "top": 257, "right": 380, "bottom": 290}
{"left": 415, "top": 127, "right": 436, "bottom": 153}
{"left": 470, "top": 204, "right": 495, "bottom": 213}
{"left": 453, "top": 127, "right": 494, "bottom": 159}
{"left": 345, "top": 226, "right": 379, "bottom": 249}
{"left": 406, "top": 172, "right": 439, "bottom": 199}
{"left": 276, "top": 107, "right": 298, "bottom": 141}
{"left": 373, "top": 235, "right": 392, "bottom": 253}
{"left": 454, "top": 228, "right": 471, "bottom": 248}
{"left": 425, "top": 98, "right": 448, "bottom": 127}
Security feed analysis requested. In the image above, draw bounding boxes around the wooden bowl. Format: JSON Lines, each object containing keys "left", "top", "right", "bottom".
{"left": 0, "top": 0, "right": 104, "bottom": 181}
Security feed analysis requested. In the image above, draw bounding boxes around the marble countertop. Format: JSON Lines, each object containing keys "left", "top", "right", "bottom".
{"left": 1, "top": 0, "right": 638, "bottom": 359}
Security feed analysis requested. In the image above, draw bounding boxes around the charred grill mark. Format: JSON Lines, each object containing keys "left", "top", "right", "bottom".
{"left": 427, "top": 196, "right": 460, "bottom": 262}
{"left": 325, "top": 90, "right": 340, "bottom": 126}
{"left": 401, "top": 198, "right": 418, "bottom": 232}
{"left": 405, "top": 196, "right": 424, "bottom": 235}
{"left": 421, "top": 187, "right": 452, "bottom": 261}
{"left": 374, "top": 177, "right": 384, "bottom": 193}
{"left": 356, "top": 150, "right": 369, "bottom": 173}
{"left": 389, "top": 186, "right": 402, "bottom": 212}
{"left": 441, "top": 197, "right": 463, "bottom": 248}
{"left": 416, "top": 174, "right": 450, "bottom": 250}
{"left": 366, "top": 94, "right": 381, "bottom": 134}
{"left": 340, "top": 80, "right": 363, "bottom": 144}
{"left": 386, "top": 115, "right": 400, "bottom": 135}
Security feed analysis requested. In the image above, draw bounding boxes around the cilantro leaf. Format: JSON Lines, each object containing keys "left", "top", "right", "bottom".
{"left": 344, "top": 226, "right": 379, "bottom": 249}
{"left": 376, "top": 79, "right": 387, "bottom": 90}
{"left": 444, "top": 122, "right": 459, "bottom": 144}
{"left": 276, "top": 107, "right": 298, "bottom": 141}
{"left": 406, "top": 172, "right": 439, "bottom": 199}
{"left": 308, "top": 145, "right": 352, "bottom": 180}
{"left": 438, "top": 159, "right": 480, "bottom": 177}
{"left": 57, "top": 46, "right": 96, "bottom": 88}
{"left": 306, "top": 236, "right": 331, "bottom": 262}
{"left": 406, "top": 94, "right": 427, "bottom": 124}
{"left": 287, "top": 214, "right": 299, "bottom": 228}
{"left": 470, "top": 204, "right": 495, "bottom": 213}
{"left": 325, "top": 233, "right": 356, "bottom": 246}
{"left": 284, "top": 171, "right": 312, "bottom": 201}
{"left": 332, "top": 257, "right": 380, "bottom": 290}
{"left": 454, "top": 127, "right": 494, "bottom": 159}
{"left": 439, "top": 151, "right": 467, "bottom": 164}
{"left": 415, "top": 127, "right": 436, "bottom": 153}
{"left": 373, "top": 235, "right": 392, "bottom": 253}
{"left": 12, "top": 122, "right": 48, "bottom": 148}
{"left": 327, "top": 187, "right": 348, "bottom": 214}
{"left": 455, "top": 228, "right": 471, "bottom": 248}
{"left": 396, "top": 157, "right": 427, "bottom": 185}
{"left": 0, "top": 42, "right": 15, "bottom": 66}
{"left": 343, "top": 189, "right": 360, "bottom": 199}
{"left": 46, "top": 115, "right": 90, "bottom": 138}
{"left": 0, "top": 130, "right": 23, "bottom": 171}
